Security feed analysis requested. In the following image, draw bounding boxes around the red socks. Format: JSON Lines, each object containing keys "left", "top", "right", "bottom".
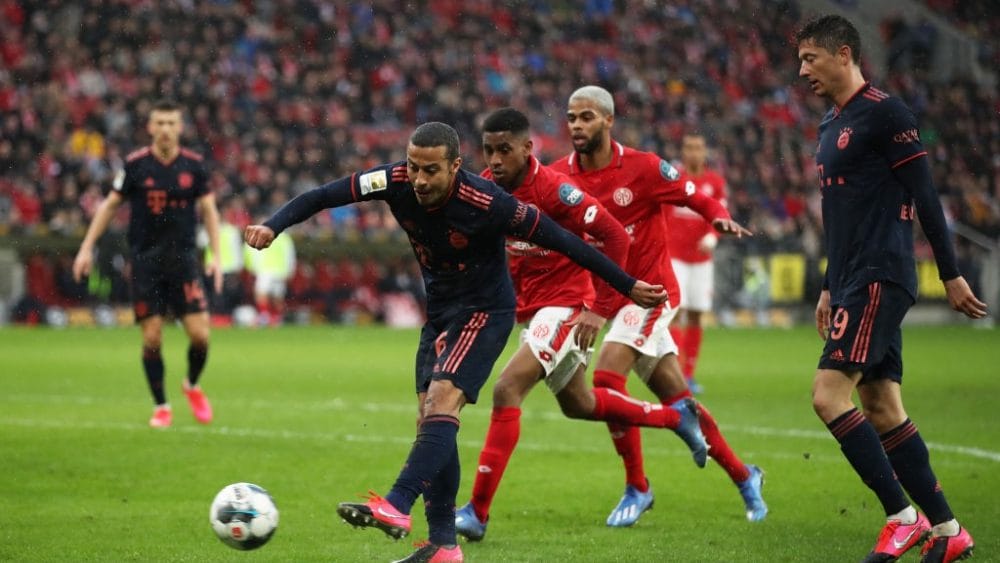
{"left": 470, "top": 406, "right": 521, "bottom": 522}
{"left": 593, "top": 369, "right": 648, "bottom": 492}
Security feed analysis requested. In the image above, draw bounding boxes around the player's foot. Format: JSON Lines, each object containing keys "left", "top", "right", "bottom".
{"left": 149, "top": 405, "right": 172, "bottom": 428}
{"left": 920, "top": 527, "right": 974, "bottom": 563}
{"left": 669, "top": 398, "right": 708, "bottom": 467}
{"left": 392, "top": 541, "right": 463, "bottom": 562}
{"left": 737, "top": 464, "right": 768, "bottom": 522}
{"left": 606, "top": 481, "right": 654, "bottom": 527}
{"left": 454, "top": 502, "right": 487, "bottom": 542}
{"left": 861, "top": 512, "right": 931, "bottom": 562}
{"left": 182, "top": 381, "right": 213, "bottom": 424}
{"left": 337, "top": 491, "right": 411, "bottom": 540}
{"left": 688, "top": 379, "right": 704, "bottom": 394}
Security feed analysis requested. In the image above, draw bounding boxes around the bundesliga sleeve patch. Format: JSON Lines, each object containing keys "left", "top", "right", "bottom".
{"left": 359, "top": 170, "right": 388, "bottom": 195}
{"left": 659, "top": 160, "right": 680, "bottom": 181}
{"left": 112, "top": 169, "right": 126, "bottom": 191}
{"left": 558, "top": 183, "right": 584, "bottom": 206}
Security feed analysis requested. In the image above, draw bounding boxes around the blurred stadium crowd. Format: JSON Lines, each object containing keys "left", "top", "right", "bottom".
{"left": 1, "top": 0, "right": 997, "bottom": 325}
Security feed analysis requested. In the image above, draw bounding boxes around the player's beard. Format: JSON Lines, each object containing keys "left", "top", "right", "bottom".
{"left": 573, "top": 127, "right": 604, "bottom": 155}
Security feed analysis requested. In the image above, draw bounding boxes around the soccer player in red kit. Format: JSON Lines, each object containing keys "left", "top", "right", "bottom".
{"left": 454, "top": 108, "right": 707, "bottom": 541}
{"left": 666, "top": 132, "right": 728, "bottom": 394}
{"left": 550, "top": 85, "right": 768, "bottom": 526}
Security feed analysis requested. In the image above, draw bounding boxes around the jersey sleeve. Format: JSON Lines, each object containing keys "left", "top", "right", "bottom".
{"left": 193, "top": 160, "right": 210, "bottom": 198}
{"left": 646, "top": 155, "right": 729, "bottom": 221}
{"left": 873, "top": 97, "right": 927, "bottom": 169}
{"left": 112, "top": 162, "right": 136, "bottom": 196}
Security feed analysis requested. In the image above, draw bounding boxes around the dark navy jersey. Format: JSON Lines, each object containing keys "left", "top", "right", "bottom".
{"left": 264, "top": 162, "right": 636, "bottom": 320}
{"left": 815, "top": 83, "right": 953, "bottom": 301}
{"left": 114, "top": 146, "right": 210, "bottom": 260}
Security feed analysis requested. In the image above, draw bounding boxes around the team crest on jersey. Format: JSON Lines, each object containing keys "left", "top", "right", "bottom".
{"left": 532, "top": 324, "right": 550, "bottom": 339}
{"left": 178, "top": 172, "right": 193, "bottom": 189}
{"left": 613, "top": 187, "right": 633, "bottom": 207}
{"left": 558, "top": 183, "right": 584, "bottom": 206}
{"left": 659, "top": 160, "right": 680, "bottom": 181}
{"left": 623, "top": 310, "right": 642, "bottom": 327}
{"left": 837, "top": 127, "right": 853, "bottom": 150}
{"left": 448, "top": 230, "right": 469, "bottom": 249}
{"left": 359, "top": 170, "right": 388, "bottom": 195}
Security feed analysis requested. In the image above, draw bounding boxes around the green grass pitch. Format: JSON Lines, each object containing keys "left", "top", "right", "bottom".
{"left": 1, "top": 325, "right": 997, "bottom": 562}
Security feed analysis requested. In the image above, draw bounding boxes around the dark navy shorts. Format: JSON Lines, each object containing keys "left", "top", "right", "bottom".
{"left": 415, "top": 309, "right": 515, "bottom": 404}
{"left": 130, "top": 252, "right": 209, "bottom": 322}
{"left": 818, "top": 281, "right": 914, "bottom": 384}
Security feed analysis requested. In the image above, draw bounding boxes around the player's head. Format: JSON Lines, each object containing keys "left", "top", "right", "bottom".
{"left": 681, "top": 132, "right": 708, "bottom": 173}
{"left": 795, "top": 15, "right": 862, "bottom": 99}
{"left": 407, "top": 122, "right": 463, "bottom": 207}
{"left": 147, "top": 98, "right": 184, "bottom": 151}
{"left": 481, "top": 107, "right": 533, "bottom": 191}
{"left": 566, "top": 85, "right": 614, "bottom": 155}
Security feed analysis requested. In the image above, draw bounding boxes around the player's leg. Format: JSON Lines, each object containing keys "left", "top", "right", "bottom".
{"left": 139, "top": 314, "right": 171, "bottom": 427}
{"left": 176, "top": 258, "right": 212, "bottom": 423}
{"left": 860, "top": 379, "right": 973, "bottom": 561}
{"left": 814, "top": 282, "right": 928, "bottom": 560}
{"left": 412, "top": 441, "right": 463, "bottom": 561}
{"left": 668, "top": 258, "right": 692, "bottom": 389}
{"left": 682, "top": 260, "right": 714, "bottom": 393}
{"left": 340, "top": 311, "right": 514, "bottom": 541}
{"left": 459, "top": 343, "right": 543, "bottom": 540}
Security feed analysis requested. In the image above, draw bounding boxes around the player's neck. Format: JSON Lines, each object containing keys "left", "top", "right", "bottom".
{"left": 578, "top": 139, "right": 614, "bottom": 171}
{"left": 833, "top": 69, "right": 867, "bottom": 109}
{"left": 152, "top": 143, "right": 180, "bottom": 162}
{"left": 685, "top": 163, "right": 704, "bottom": 176}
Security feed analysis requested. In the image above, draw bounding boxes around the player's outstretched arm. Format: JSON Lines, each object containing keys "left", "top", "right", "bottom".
{"left": 711, "top": 217, "right": 753, "bottom": 238}
{"left": 250, "top": 176, "right": 358, "bottom": 247}
{"left": 943, "top": 277, "right": 988, "bottom": 319}
{"left": 73, "top": 190, "right": 124, "bottom": 282}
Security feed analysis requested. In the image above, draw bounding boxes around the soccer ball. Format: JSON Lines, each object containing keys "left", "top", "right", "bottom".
{"left": 209, "top": 482, "right": 279, "bottom": 550}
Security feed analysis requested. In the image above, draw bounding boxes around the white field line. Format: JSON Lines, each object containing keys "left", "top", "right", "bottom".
{"left": 3, "top": 393, "right": 999, "bottom": 464}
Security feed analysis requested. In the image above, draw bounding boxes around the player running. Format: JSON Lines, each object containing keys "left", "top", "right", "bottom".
{"left": 245, "top": 122, "right": 667, "bottom": 563}
{"left": 796, "top": 15, "right": 986, "bottom": 562}
{"left": 550, "top": 85, "right": 768, "bottom": 527}
{"left": 453, "top": 108, "right": 707, "bottom": 542}
{"left": 665, "top": 132, "right": 728, "bottom": 394}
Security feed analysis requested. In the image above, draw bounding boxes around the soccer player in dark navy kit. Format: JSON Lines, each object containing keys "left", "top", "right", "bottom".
{"left": 73, "top": 99, "right": 223, "bottom": 429}
{"left": 796, "top": 15, "right": 987, "bottom": 563}
{"left": 244, "top": 122, "right": 666, "bottom": 563}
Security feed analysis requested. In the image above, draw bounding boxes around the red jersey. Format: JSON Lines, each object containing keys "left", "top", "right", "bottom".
{"left": 665, "top": 167, "right": 728, "bottom": 264}
{"left": 483, "top": 155, "right": 629, "bottom": 323}
{"left": 550, "top": 141, "right": 729, "bottom": 309}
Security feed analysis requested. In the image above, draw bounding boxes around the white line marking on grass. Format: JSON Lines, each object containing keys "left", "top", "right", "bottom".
{"left": 5, "top": 393, "right": 1000, "bottom": 463}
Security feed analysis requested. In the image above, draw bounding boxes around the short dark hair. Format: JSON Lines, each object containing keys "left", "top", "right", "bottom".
{"left": 410, "top": 122, "right": 461, "bottom": 161}
{"left": 482, "top": 107, "right": 531, "bottom": 137}
{"left": 151, "top": 98, "right": 182, "bottom": 113}
{"left": 795, "top": 14, "right": 862, "bottom": 64}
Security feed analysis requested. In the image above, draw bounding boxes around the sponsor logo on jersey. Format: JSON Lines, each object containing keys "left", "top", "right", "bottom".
{"left": 359, "top": 170, "right": 388, "bottom": 195}
{"left": 837, "top": 127, "right": 853, "bottom": 150}
{"left": 659, "top": 160, "right": 680, "bottom": 181}
{"left": 685, "top": 180, "right": 696, "bottom": 196}
{"left": 893, "top": 129, "right": 919, "bottom": 144}
{"left": 613, "top": 187, "right": 633, "bottom": 207}
{"left": 583, "top": 204, "right": 598, "bottom": 224}
{"left": 178, "top": 172, "right": 193, "bottom": 189}
{"left": 558, "top": 183, "right": 584, "bottom": 206}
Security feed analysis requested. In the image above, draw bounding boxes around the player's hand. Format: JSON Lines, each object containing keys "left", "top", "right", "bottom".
{"left": 815, "top": 289, "right": 831, "bottom": 340}
{"left": 943, "top": 276, "right": 988, "bottom": 319}
{"left": 205, "top": 257, "right": 224, "bottom": 294}
{"left": 712, "top": 218, "right": 753, "bottom": 239}
{"left": 567, "top": 309, "right": 607, "bottom": 350}
{"left": 244, "top": 225, "right": 276, "bottom": 250}
{"left": 629, "top": 280, "right": 667, "bottom": 308}
{"left": 72, "top": 248, "right": 92, "bottom": 282}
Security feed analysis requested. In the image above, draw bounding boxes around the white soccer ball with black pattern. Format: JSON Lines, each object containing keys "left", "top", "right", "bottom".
{"left": 209, "top": 482, "right": 279, "bottom": 550}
